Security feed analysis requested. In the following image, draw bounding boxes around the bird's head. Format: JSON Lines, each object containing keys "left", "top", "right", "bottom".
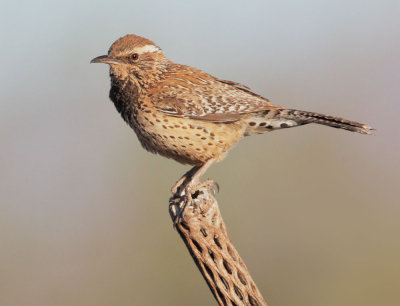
{"left": 91, "top": 34, "right": 168, "bottom": 86}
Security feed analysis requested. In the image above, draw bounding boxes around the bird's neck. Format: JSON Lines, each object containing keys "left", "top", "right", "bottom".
{"left": 108, "top": 61, "right": 170, "bottom": 124}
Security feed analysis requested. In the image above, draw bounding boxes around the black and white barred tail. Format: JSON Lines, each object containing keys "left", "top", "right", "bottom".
{"left": 246, "top": 109, "right": 374, "bottom": 135}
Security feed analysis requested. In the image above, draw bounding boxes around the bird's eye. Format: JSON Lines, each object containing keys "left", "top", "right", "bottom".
{"left": 130, "top": 53, "right": 139, "bottom": 61}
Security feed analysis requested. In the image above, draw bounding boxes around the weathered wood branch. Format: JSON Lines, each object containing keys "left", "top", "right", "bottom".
{"left": 169, "top": 180, "right": 267, "bottom": 306}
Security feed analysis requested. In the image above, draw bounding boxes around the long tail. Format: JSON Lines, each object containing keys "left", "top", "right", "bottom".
{"left": 283, "top": 109, "right": 374, "bottom": 134}
{"left": 246, "top": 109, "right": 374, "bottom": 135}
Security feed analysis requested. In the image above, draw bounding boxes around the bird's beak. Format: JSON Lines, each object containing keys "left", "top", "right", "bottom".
{"left": 90, "top": 55, "right": 122, "bottom": 65}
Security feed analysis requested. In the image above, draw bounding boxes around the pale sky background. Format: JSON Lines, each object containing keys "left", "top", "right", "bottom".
{"left": 1, "top": 0, "right": 399, "bottom": 305}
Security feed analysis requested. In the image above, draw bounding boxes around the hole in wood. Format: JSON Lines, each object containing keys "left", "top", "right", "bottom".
{"left": 237, "top": 270, "right": 247, "bottom": 285}
{"left": 192, "top": 190, "right": 200, "bottom": 198}
{"left": 200, "top": 228, "right": 207, "bottom": 237}
{"left": 222, "top": 259, "right": 232, "bottom": 274}
{"left": 233, "top": 285, "right": 243, "bottom": 300}
{"left": 214, "top": 235, "right": 222, "bottom": 249}
{"left": 191, "top": 239, "right": 203, "bottom": 253}
{"left": 219, "top": 275, "right": 229, "bottom": 290}
{"left": 249, "top": 295, "right": 258, "bottom": 306}
{"left": 216, "top": 286, "right": 226, "bottom": 305}
{"left": 180, "top": 221, "right": 190, "bottom": 231}
{"left": 227, "top": 245, "right": 237, "bottom": 261}
{"left": 204, "top": 263, "right": 215, "bottom": 283}
{"left": 208, "top": 249, "right": 215, "bottom": 262}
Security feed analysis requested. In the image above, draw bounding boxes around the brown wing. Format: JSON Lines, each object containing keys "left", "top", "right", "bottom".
{"left": 148, "top": 64, "right": 280, "bottom": 123}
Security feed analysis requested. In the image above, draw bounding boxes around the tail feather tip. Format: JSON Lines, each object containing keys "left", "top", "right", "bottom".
{"left": 360, "top": 124, "right": 375, "bottom": 135}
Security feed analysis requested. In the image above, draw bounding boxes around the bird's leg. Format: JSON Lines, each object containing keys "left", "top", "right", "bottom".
{"left": 186, "top": 158, "right": 216, "bottom": 191}
{"left": 183, "top": 158, "right": 218, "bottom": 201}
{"left": 171, "top": 165, "right": 201, "bottom": 194}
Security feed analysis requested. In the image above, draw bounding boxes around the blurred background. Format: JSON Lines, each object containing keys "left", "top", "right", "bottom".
{"left": 1, "top": 0, "right": 399, "bottom": 305}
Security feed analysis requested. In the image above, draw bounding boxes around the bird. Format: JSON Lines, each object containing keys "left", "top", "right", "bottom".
{"left": 91, "top": 34, "right": 374, "bottom": 194}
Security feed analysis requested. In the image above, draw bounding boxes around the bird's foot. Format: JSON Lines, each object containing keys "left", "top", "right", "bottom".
{"left": 171, "top": 159, "right": 217, "bottom": 227}
{"left": 171, "top": 177, "right": 184, "bottom": 195}
{"left": 171, "top": 178, "right": 219, "bottom": 227}
{"left": 170, "top": 194, "right": 189, "bottom": 228}
{"left": 171, "top": 179, "right": 198, "bottom": 227}
{"left": 171, "top": 178, "right": 188, "bottom": 195}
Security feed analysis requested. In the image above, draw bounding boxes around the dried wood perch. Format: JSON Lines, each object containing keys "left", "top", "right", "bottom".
{"left": 169, "top": 180, "right": 267, "bottom": 306}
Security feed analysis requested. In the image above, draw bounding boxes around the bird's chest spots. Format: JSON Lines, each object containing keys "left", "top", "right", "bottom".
{"left": 110, "top": 86, "right": 244, "bottom": 165}
{"left": 134, "top": 111, "right": 245, "bottom": 164}
{"left": 126, "top": 103, "right": 156, "bottom": 142}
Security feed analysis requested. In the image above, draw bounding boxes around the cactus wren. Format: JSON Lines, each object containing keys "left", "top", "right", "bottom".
{"left": 91, "top": 34, "right": 373, "bottom": 193}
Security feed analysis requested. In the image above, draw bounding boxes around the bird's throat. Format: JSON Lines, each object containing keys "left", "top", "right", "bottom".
{"left": 109, "top": 77, "right": 141, "bottom": 124}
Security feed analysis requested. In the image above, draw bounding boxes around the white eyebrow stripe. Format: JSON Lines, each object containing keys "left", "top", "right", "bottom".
{"left": 134, "top": 44, "right": 161, "bottom": 54}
